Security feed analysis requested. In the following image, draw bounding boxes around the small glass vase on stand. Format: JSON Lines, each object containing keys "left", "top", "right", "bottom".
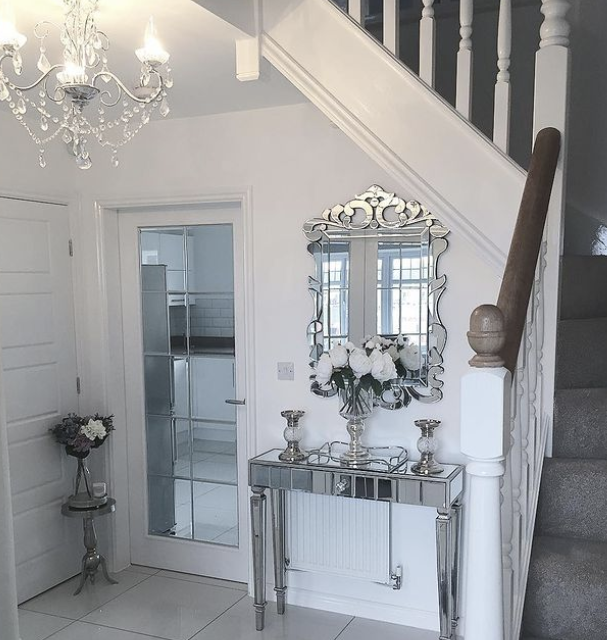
{"left": 68, "top": 453, "right": 106, "bottom": 509}
{"left": 279, "top": 410, "right": 306, "bottom": 462}
{"left": 338, "top": 379, "right": 374, "bottom": 466}
{"left": 411, "top": 419, "right": 444, "bottom": 476}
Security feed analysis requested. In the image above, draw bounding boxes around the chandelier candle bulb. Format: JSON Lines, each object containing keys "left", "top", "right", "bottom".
{"left": 0, "top": 0, "right": 26, "bottom": 50}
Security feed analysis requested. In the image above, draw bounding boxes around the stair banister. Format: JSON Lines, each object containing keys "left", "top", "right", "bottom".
{"left": 497, "top": 127, "right": 561, "bottom": 375}
{"left": 461, "top": 127, "right": 561, "bottom": 640}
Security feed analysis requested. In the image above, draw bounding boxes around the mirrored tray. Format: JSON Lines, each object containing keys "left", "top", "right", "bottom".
{"left": 305, "top": 441, "right": 409, "bottom": 473}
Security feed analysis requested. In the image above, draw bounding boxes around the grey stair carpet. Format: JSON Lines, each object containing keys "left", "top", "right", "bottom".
{"left": 560, "top": 256, "right": 607, "bottom": 320}
{"left": 536, "top": 458, "right": 607, "bottom": 542}
{"left": 522, "top": 255, "right": 607, "bottom": 639}
{"left": 523, "top": 536, "right": 607, "bottom": 639}
{"left": 555, "top": 317, "right": 607, "bottom": 388}
{"left": 553, "top": 387, "right": 607, "bottom": 458}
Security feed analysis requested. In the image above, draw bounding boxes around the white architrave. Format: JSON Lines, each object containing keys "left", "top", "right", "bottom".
{"left": 456, "top": 0, "right": 474, "bottom": 119}
{"left": 493, "top": 0, "right": 512, "bottom": 152}
{"left": 461, "top": 366, "right": 511, "bottom": 640}
{"left": 0, "top": 351, "right": 20, "bottom": 640}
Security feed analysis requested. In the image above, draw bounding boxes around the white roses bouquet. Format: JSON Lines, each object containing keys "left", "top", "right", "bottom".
{"left": 314, "top": 334, "right": 421, "bottom": 394}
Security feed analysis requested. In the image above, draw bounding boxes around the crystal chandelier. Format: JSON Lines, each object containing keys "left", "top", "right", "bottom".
{"left": 0, "top": 0, "right": 172, "bottom": 169}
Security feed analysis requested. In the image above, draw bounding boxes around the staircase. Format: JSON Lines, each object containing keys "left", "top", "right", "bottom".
{"left": 192, "top": 1, "right": 571, "bottom": 637}
{"left": 523, "top": 255, "right": 607, "bottom": 639}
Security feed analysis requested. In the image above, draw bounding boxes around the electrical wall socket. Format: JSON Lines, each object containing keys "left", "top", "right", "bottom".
{"left": 277, "top": 362, "right": 295, "bottom": 381}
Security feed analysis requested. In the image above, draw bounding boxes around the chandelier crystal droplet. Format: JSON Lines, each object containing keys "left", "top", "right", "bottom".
{"left": 0, "top": 0, "right": 172, "bottom": 169}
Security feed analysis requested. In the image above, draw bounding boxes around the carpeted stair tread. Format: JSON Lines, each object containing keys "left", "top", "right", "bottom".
{"left": 536, "top": 458, "right": 607, "bottom": 542}
{"left": 561, "top": 256, "right": 607, "bottom": 320}
{"left": 523, "top": 536, "right": 607, "bottom": 639}
{"left": 553, "top": 388, "right": 607, "bottom": 459}
{"left": 556, "top": 317, "right": 607, "bottom": 389}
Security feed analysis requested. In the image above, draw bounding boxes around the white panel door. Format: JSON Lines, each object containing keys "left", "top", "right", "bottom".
{"left": 0, "top": 197, "right": 80, "bottom": 602}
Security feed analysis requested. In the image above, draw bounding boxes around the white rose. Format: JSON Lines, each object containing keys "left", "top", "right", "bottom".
{"left": 371, "top": 352, "right": 398, "bottom": 383}
{"left": 387, "top": 344, "right": 399, "bottom": 361}
{"left": 369, "top": 347, "right": 382, "bottom": 363}
{"left": 349, "top": 348, "right": 372, "bottom": 378}
{"left": 344, "top": 341, "right": 356, "bottom": 352}
{"left": 365, "top": 340, "right": 375, "bottom": 350}
{"left": 400, "top": 343, "right": 420, "bottom": 370}
{"left": 81, "top": 419, "right": 107, "bottom": 441}
{"left": 315, "top": 353, "right": 334, "bottom": 387}
{"left": 329, "top": 344, "right": 348, "bottom": 368}
{"left": 396, "top": 334, "right": 406, "bottom": 347}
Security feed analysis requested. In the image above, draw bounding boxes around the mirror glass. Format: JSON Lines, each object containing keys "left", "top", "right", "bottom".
{"left": 304, "top": 185, "right": 449, "bottom": 404}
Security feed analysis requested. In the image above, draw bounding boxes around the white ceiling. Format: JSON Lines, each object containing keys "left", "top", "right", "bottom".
{"left": 4, "top": 0, "right": 305, "bottom": 119}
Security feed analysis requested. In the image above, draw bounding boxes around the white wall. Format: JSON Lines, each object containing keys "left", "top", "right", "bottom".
{"left": 67, "top": 102, "right": 500, "bottom": 630}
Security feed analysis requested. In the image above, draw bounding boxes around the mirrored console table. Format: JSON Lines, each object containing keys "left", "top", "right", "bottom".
{"left": 248, "top": 449, "right": 464, "bottom": 640}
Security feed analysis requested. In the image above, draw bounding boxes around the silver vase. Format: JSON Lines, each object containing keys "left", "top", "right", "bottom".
{"left": 338, "top": 380, "right": 374, "bottom": 466}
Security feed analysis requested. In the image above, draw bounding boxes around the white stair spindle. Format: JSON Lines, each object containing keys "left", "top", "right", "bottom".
{"left": 456, "top": 0, "right": 474, "bottom": 119}
{"left": 539, "top": 0, "right": 570, "bottom": 48}
{"left": 493, "top": 0, "right": 512, "bottom": 153}
{"left": 383, "top": 0, "right": 399, "bottom": 56}
{"left": 461, "top": 306, "right": 510, "bottom": 640}
{"left": 349, "top": 0, "right": 364, "bottom": 25}
{"left": 419, "top": 0, "right": 436, "bottom": 87}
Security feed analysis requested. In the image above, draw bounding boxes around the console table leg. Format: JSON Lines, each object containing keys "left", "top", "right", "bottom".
{"left": 436, "top": 508, "right": 454, "bottom": 640}
{"left": 251, "top": 487, "right": 267, "bottom": 631}
{"left": 451, "top": 502, "right": 462, "bottom": 631}
{"left": 271, "top": 489, "right": 287, "bottom": 615}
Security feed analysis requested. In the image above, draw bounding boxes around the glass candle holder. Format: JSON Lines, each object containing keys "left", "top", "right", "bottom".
{"left": 411, "top": 419, "right": 444, "bottom": 476}
{"left": 279, "top": 410, "right": 306, "bottom": 462}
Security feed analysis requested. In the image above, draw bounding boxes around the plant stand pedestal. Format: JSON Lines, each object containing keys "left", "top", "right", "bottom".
{"left": 61, "top": 498, "right": 118, "bottom": 595}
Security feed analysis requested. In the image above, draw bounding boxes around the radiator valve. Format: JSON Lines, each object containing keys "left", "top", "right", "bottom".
{"left": 390, "top": 566, "right": 402, "bottom": 590}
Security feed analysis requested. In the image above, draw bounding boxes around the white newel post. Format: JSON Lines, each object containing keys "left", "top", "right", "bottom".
{"left": 461, "top": 305, "right": 511, "bottom": 640}
{"left": 0, "top": 373, "right": 20, "bottom": 639}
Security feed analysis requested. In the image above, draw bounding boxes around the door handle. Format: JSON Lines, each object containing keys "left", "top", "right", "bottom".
{"left": 225, "top": 398, "right": 246, "bottom": 406}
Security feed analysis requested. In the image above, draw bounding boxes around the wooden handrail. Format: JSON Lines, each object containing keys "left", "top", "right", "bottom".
{"left": 468, "top": 127, "right": 561, "bottom": 373}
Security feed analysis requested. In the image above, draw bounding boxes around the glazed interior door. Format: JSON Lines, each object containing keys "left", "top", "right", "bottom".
{"left": 119, "top": 205, "right": 248, "bottom": 581}
{"left": 0, "top": 197, "right": 80, "bottom": 602}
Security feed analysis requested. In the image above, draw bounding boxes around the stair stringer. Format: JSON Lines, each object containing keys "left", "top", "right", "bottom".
{"left": 259, "top": 0, "right": 528, "bottom": 274}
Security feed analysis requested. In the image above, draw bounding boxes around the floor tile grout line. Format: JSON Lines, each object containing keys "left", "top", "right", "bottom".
{"left": 185, "top": 592, "right": 249, "bottom": 640}
{"left": 18, "top": 609, "right": 78, "bottom": 623}
{"left": 48, "top": 618, "right": 173, "bottom": 640}
{"left": 152, "top": 572, "right": 247, "bottom": 592}
{"left": 333, "top": 616, "right": 357, "bottom": 640}
{"left": 75, "top": 572, "right": 155, "bottom": 622}
{"left": 40, "top": 619, "right": 77, "bottom": 640}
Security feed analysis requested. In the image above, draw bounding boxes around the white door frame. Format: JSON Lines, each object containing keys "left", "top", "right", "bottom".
{"left": 94, "top": 189, "right": 257, "bottom": 578}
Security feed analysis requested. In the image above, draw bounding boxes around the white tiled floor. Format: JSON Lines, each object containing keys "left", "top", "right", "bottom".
{"left": 19, "top": 566, "right": 438, "bottom": 640}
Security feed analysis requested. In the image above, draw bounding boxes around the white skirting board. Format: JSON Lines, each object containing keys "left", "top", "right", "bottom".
{"left": 286, "top": 492, "right": 391, "bottom": 584}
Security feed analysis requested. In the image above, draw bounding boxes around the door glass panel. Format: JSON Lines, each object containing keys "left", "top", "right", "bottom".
{"left": 140, "top": 225, "right": 238, "bottom": 546}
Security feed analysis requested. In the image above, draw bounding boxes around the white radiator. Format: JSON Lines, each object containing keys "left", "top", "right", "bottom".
{"left": 287, "top": 492, "right": 391, "bottom": 584}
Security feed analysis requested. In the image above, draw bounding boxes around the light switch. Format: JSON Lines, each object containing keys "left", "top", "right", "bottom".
{"left": 277, "top": 362, "right": 295, "bottom": 381}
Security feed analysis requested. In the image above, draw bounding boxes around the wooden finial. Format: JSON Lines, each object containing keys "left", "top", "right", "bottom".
{"left": 467, "top": 304, "right": 506, "bottom": 368}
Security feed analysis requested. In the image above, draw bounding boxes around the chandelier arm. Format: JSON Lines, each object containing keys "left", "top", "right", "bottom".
{"left": 33, "top": 21, "right": 59, "bottom": 40}
{"left": 92, "top": 70, "right": 164, "bottom": 105}
{"left": 0, "top": 58, "right": 65, "bottom": 92}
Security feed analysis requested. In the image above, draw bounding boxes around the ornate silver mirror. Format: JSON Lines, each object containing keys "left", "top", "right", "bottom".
{"left": 304, "top": 185, "right": 449, "bottom": 406}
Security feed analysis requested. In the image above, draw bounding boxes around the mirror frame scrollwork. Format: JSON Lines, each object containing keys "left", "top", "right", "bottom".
{"left": 304, "top": 184, "right": 449, "bottom": 406}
